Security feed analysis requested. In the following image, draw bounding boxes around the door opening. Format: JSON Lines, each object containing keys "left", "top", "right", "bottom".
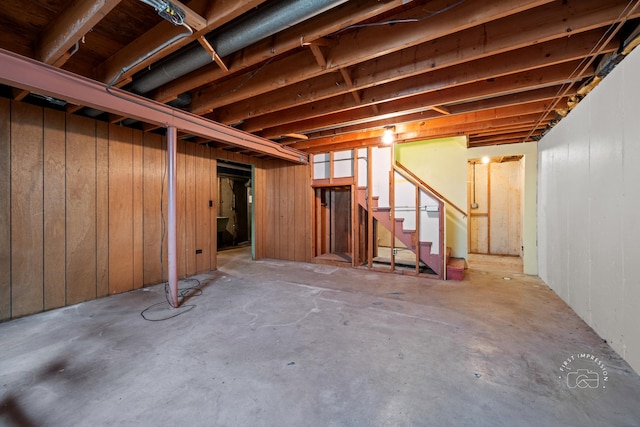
{"left": 217, "top": 160, "right": 252, "bottom": 251}
{"left": 467, "top": 156, "right": 523, "bottom": 257}
{"left": 313, "top": 186, "right": 352, "bottom": 263}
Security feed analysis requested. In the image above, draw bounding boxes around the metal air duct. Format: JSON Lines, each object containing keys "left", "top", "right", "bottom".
{"left": 129, "top": 0, "right": 348, "bottom": 94}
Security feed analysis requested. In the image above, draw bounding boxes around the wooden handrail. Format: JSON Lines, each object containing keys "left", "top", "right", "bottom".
{"left": 394, "top": 161, "right": 467, "bottom": 218}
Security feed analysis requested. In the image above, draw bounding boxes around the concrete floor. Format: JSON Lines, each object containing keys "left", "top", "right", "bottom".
{"left": 1, "top": 249, "right": 640, "bottom": 426}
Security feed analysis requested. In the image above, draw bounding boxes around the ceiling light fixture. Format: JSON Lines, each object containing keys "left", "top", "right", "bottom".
{"left": 382, "top": 126, "right": 395, "bottom": 145}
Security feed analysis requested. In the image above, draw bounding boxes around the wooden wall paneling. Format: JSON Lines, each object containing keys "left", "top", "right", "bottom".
{"left": 0, "top": 99, "right": 11, "bottom": 320}
{"left": 96, "top": 121, "right": 109, "bottom": 297}
{"left": 277, "top": 162, "right": 287, "bottom": 259}
{"left": 296, "top": 166, "right": 308, "bottom": 262}
{"left": 285, "top": 164, "right": 295, "bottom": 260}
{"left": 298, "top": 162, "right": 310, "bottom": 262}
{"left": 43, "top": 109, "right": 66, "bottom": 310}
{"left": 184, "top": 141, "right": 197, "bottom": 276}
{"left": 10, "top": 102, "right": 44, "bottom": 317}
{"left": 195, "top": 143, "right": 211, "bottom": 274}
{"left": 210, "top": 155, "right": 217, "bottom": 270}
{"left": 253, "top": 162, "right": 265, "bottom": 259}
{"left": 142, "top": 132, "right": 164, "bottom": 284}
{"left": 66, "top": 115, "right": 97, "bottom": 304}
{"left": 176, "top": 140, "right": 187, "bottom": 278}
{"left": 108, "top": 124, "right": 134, "bottom": 294}
{"left": 132, "top": 130, "right": 144, "bottom": 289}
{"left": 265, "top": 161, "right": 276, "bottom": 258}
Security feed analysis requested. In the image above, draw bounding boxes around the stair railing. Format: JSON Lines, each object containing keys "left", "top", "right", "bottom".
{"left": 394, "top": 161, "right": 467, "bottom": 218}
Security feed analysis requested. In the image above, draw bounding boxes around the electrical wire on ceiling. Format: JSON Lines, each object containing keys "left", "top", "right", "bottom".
{"left": 524, "top": 0, "right": 640, "bottom": 143}
{"left": 138, "top": 0, "right": 186, "bottom": 25}
{"left": 100, "top": 2, "right": 308, "bottom": 161}
{"left": 335, "top": 0, "right": 465, "bottom": 32}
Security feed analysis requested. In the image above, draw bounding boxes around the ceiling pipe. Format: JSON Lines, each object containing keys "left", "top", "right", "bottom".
{"left": 129, "top": 0, "right": 348, "bottom": 94}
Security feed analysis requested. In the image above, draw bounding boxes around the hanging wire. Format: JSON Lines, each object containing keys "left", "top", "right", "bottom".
{"left": 524, "top": 0, "right": 640, "bottom": 142}
{"left": 335, "top": 0, "right": 466, "bottom": 33}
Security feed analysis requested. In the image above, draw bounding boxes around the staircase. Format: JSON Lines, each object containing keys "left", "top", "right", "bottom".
{"left": 357, "top": 188, "right": 444, "bottom": 278}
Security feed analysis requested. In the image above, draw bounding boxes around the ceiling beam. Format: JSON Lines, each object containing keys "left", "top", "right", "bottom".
{"left": 257, "top": 83, "right": 572, "bottom": 140}
{"left": 213, "top": 29, "right": 615, "bottom": 125}
{"left": 293, "top": 101, "right": 553, "bottom": 149}
{"left": 190, "top": 0, "right": 553, "bottom": 114}
{"left": 151, "top": 0, "right": 409, "bottom": 103}
{"left": 37, "top": 0, "right": 122, "bottom": 66}
{"left": 302, "top": 114, "right": 552, "bottom": 153}
{"left": 289, "top": 86, "right": 570, "bottom": 140}
{"left": 248, "top": 59, "right": 594, "bottom": 135}
{"left": 97, "top": 0, "right": 268, "bottom": 84}
{"left": 203, "top": 0, "right": 638, "bottom": 126}
{"left": 0, "top": 48, "right": 306, "bottom": 164}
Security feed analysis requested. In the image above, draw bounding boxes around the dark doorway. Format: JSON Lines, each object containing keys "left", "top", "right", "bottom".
{"left": 217, "top": 160, "right": 252, "bottom": 251}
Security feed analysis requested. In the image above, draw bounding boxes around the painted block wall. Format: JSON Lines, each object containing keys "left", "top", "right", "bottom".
{"left": 538, "top": 46, "right": 640, "bottom": 374}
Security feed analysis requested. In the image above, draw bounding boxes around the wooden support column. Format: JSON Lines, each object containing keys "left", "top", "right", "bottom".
{"left": 352, "top": 150, "right": 358, "bottom": 267}
{"left": 367, "top": 147, "right": 373, "bottom": 269}
{"left": 415, "top": 184, "right": 420, "bottom": 274}
{"left": 390, "top": 147, "right": 395, "bottom": 272}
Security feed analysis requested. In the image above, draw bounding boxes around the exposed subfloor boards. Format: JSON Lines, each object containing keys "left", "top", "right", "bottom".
{"left": 1, "top": 247, "right": 639, "bottom": 426}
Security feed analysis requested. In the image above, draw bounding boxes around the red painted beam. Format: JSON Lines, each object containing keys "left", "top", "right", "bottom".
{"left": 0, "top": 48, "right": 307, "bottom": 164}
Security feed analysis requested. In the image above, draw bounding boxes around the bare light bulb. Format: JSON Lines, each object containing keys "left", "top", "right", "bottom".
{"left": 382, "top": 128, "right": 395, "bottom": 145}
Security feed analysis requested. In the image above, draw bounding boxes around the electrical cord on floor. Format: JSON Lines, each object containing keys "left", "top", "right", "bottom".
{"left": 140, "top": 278, "right": 203, "bottom": 321}
{"left": 140, "top": 152, "right": 203, "bottom": 321}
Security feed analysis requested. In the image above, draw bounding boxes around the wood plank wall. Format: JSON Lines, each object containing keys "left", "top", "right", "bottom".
{"left": 257, "top": 159, "right": 312, "bottom": 262}
{"left": 0, "top": 99, "right": 311, "bottom": 321}
{"left": 0, "top": 100, "right": 225, "bottom": 321}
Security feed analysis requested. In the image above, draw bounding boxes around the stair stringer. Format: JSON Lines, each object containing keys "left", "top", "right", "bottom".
{"left": 357, "top": 188, "right": 443, "bottom": 278}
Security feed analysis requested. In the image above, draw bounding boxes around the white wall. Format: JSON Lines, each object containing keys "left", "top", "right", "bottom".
{"left": 538, "top": 46, "right": 640, "bottom": 374}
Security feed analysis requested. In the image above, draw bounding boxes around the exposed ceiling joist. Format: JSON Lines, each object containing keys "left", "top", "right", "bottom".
{"left": 37, "top": 0, "right": 122, "bottom": 66}
{"left": 150, "top": 0, "right": 410, "bottom": 103}
{"left": 0, "top": 48, "right": 307, "bottom": 164}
